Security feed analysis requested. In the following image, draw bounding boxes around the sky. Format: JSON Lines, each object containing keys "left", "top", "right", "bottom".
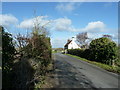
{"left": 1, "top": 2, "right": 118, "bottom": 48}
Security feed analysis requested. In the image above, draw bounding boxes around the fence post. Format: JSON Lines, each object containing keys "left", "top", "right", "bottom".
{"left": 112, "top": 59, "right": 115, "bottom": 67}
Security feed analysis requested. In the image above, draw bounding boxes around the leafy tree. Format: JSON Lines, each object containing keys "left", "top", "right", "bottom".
{"left": 89, "top": 37, "right": 117, "bottom": 65}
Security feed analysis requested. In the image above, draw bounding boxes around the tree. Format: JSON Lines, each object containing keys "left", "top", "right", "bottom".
{"left": 89, "top": 37, "right": 117, "bottom": 65}
{"left": 76, "top": 32, "right": 89, "bottom": 48}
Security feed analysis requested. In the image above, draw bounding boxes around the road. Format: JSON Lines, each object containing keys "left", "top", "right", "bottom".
{"left": 0, "top": 69, "right": 1, "bottom": 90}
{"left": 50, "top": 53, "right": 119, "bottom": 89}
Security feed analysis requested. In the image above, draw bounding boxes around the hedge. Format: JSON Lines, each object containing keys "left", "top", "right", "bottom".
{"left": 67, "top": 49, "right": 90, "bottom": 59}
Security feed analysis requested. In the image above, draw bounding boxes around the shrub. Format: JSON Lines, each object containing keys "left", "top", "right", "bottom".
{"left": 89, "top": 37, "right": 117, "bottom": 65}
{"left": 12, "top": 59, "right": 35, "bottom": 89}
{"left": 23, "top": 33, "right": 52, "bottom": 80}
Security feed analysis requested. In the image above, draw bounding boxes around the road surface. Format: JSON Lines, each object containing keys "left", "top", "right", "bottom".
{"left": 43, "top": 53, "right": 119, "bottom": 89}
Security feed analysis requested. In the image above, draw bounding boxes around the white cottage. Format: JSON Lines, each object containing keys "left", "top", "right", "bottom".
{"left": 64, "top": 37, "right": 81, "bottom": 50}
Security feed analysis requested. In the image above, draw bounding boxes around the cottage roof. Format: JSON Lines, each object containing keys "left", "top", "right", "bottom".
{"left": 64, "top": 40, "right": 72, "bottom": 47}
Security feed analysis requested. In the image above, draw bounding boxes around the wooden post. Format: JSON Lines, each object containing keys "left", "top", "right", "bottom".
{"left": 112, "top": 59, "right": 115, "bottom": 67}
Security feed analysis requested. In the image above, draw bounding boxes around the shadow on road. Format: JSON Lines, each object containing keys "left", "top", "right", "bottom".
{"left": 53, "top": 58, "right": 97, "bottom": 89}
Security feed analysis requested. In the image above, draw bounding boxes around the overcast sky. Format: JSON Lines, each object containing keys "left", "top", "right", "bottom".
{"left": 1, "top": 2, "right": 118, "bottom": 48}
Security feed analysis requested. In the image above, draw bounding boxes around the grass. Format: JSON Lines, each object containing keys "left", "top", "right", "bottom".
{"left": 52, "top": 51, "right": 57, "bottom": 53}
{"left": 66, "top": 54, "right": 120, "bottom": 74}
{"left": 52, "top": 51, "right": 62, "bottom": 53}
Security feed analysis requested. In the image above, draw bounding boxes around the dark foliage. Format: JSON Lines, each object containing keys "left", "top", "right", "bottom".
{"left": 2, "top": 26, "right": 16, "bottom": 88}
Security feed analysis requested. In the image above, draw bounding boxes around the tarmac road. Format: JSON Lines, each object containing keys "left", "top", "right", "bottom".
{"left": 53, "top": 53, "right": 119, "bottom": 89}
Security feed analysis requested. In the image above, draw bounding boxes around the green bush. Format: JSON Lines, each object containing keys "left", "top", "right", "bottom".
{"left": 89, "top": 37, "right": 117, "bottom": 65}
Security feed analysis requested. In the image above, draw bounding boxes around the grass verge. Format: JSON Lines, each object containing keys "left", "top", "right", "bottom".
{"left": 52, "top": 51, "right": 57, "bottom": 53}
{"left": 66, "top": 54, "right": 120, "bottom": 74}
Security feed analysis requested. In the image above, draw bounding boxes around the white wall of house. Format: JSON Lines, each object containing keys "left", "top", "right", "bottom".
{"left": 68, "top": 40, "right": 80, "bottom": 49}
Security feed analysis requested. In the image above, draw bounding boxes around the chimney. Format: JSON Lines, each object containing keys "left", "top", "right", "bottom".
{"left": 72, "top": 37, "right": 75, "bottom": 41}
